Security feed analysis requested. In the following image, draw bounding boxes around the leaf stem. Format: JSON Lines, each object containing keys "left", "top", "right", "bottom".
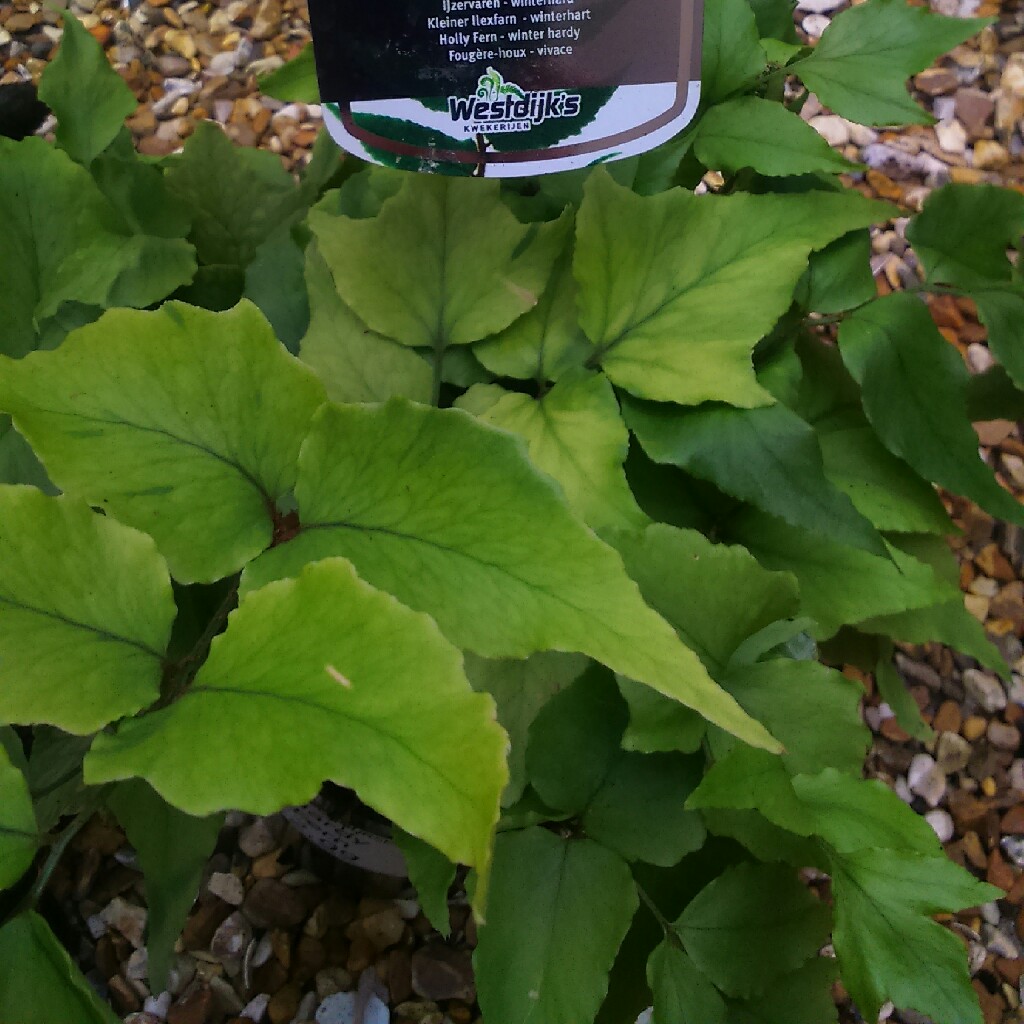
{"left": 636, "top": 882, "right": 684, "bottom": 950}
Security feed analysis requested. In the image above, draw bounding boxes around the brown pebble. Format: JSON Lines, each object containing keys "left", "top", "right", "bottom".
{"left": 346, "top": 931, "right": 375, "bottom": 974}
{"left": 989, "top": 721, "right": 1021, "bottom": 752}
{"left": 934, "top": 700, "right": 963, "bottom": 735}
{"left": 972, "top": 978, "right": 1006, "bottom": 1024}
{"left": 267, "top": 983, "right": 301, "bottom": 1024}
{"left": 997, "top": 957, "right": 1024, "bottom": 987}
{"left": 977, "top": 543, "right": 1016, "bottom": 582}
{"left": 168, "top": 986, "right": 214, "bottom": 1024}
{"left": 1003, "top": 804, "right": 1024, "bottom": 833}
{"left": 242, "top": 878, "right": 307, "bottom": 930}
{"left": 108, "top": 975, "right": 142, "bottom": 1015}
{"left": 988, "top": 848, "right": 1016, "bottom": 892}
{"left": 181, "top": 898, "right": 233, "bottom": 951}
{"left": 291, "top": 935, "right": 326, "bottom": 984}
{"left": 411, "top": 945, "right": 476, "bottom": 1003}
{"left": 964, "top": 716, "right": 988, "bottom": 742}
{"left": 963, "top": 831, "right": 989, "bottom": 870}
{"left": 880, "top": 717, "right": 911, "bottom": 742}
{"left": 914, "top": 66, "right": 959, "bottom": 95}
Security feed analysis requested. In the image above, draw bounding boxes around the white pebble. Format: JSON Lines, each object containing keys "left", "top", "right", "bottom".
{"left": 925, "top": 809, "right": 954, "bottom": 843}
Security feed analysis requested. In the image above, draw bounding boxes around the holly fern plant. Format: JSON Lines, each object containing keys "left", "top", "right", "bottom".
{"left": 1, "top": 1, "right": 1022, "bottom": 1021}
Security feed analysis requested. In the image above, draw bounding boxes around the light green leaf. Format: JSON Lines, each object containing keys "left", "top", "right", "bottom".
{"left": 648, "top": 941, "right": 728, "bottom": 1024}
{"left": 790, "top": 770, "right": 940, "bottom": 855}
{"left": 725, "top": 661, "right": 869, "bottom": 776}
{"left": 38, "top": 13, "right": 137, "bottom": 165}
{"left": 830, "top": 848, "right": 1000, "bottom": 1024}
{"left": 726, "top": 958, "right": 839, "bottom": 1024}
{"left": 474, "top": 828, "right": 638, "bottom": 1024}
{"left": 907, "top": 185, "right": 1024, "bottom": 389}
{"left": 816, "top": 423, "right": 951, "bottom": 534}
{"left": 394, "top": 830, "right": 456, "bottom": 936}
{"left": 474, "top": 240, "right": 591, "bottom": 382}
{"left": 0, "top": 744, "right": 37, "bottom": 889}
{"left": 461, "top": 371, "right": 646, "bottom": 534}
{"left": 85, "top": 558, "right": 507, "bottom": 891}
{"left": 618, "top": 676, "right": 706, "bottom": 754}
{"left": 0, "top": 487, "right": 173, "bottom": 734}
{"left": 107, "top": 780, "right": 223, "bottom": 991}
{"left": 0, "top": 912, "right": 120, "bottom": 1024}
{"left": 839, "top": 292, "right": 1024, "bottom": 526}
{"left": 624, "top": 399, "right": 887, "bottom": 557}
{"left": 299, "top": 243, "right": 432, "bottom": 404}
{"left": 677, "top": 862, "right": 831, "bottom": 999}
{"left": 575, "top": 170, "right": 891, "bottom": 407}
{"left": 165, "top": 121, "right": 307, "bottom": 268}
{"left": 695, "top": 97, "right": 854, "bottom": 177}
{"left": 465, "top": 651, "right": 589, "bottom": 807}
{"left": 702, "top": 0, "right": 767, "bottom": 104}
{"left": 792, "top": 0, "right": 990, "bottom": 125}
{"left": 242, "top": 401, "right": 779, "bottom": 751}
{"left": 0, "top": 138, "right": 194, "bottom": 358}
{"left": 0, "top": 301, "right": 325, "bottom": 584}
{"left": 258, "top": 42, "right": 320, "bottom": 102}
{"left": 308, "top": 176, "right": 566, "bottom": 356}
{"left": 747, "top": 0, "right": 799, "bottom": 43}
{"left": 728, "top": 510, "right": 958, "bottom": 638}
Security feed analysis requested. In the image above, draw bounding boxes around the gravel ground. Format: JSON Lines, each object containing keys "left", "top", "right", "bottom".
{"left": 2, "top": 0, "right": 1024, "bottom": 1021}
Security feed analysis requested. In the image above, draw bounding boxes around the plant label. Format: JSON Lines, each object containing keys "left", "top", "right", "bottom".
{"left": 307, "top": 0, "right": 703, "bottom": 177}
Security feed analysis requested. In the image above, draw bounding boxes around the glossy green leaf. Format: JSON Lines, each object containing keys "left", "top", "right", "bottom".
{"left": 465, "top": 651, "right": 589, "bottom": 807}
{"left": 728, "top": 510, "right": 958, "bottom": 638}
{"left": 830, "top": 849, "right": 1000, "bottom": 1024}
{"left": 701, "top": 808, "right": 822, "bottom": 867}
{"left": 107, "top": 780, "right": 223, "bottom": 991}
{"left": 308, "top": 175, "right": 565, "bottom": 357}
{"left": 584, "top": 752, "right": 706, "bottom": 867}
{"left": 575, "top": 170, "right": 890, "bottom": 407}
{"left": 860, "top": 598, "right": 1008, "bottom": 676}
{"left": 0, "top": 912, "right": 120, "bottom": 1024}
{"left": 725, "top": 661, "right": 869, "bottom": 776}
{"left": 648, "top": 941, "right": 727, "bottom": 1024}
{"left": 461, "top": 372, "right": 646, "bottom": 534}
{"left": 86, "top": 558, "right": 507, "bottom": 888}
{"left": 526, "top": 669, "right": 627, "bottom": 814}
{"left": 624, "top": 399, "right": 887, "bottom": 557}
{"left": 615, "top": 525, "right": 800, "bottom": 679}
{"left": 0, "top": 487, "right": 173, "bottom": 734}
{"left": 677, "top": 862, "right": 831, "bottom": 998}
{"left": 299, "top": 243, "right": 432, "bottom": 404}
{"left": 907, "top": 184, "right": 1024, "bottom": 389}
{"left": 474, "top": 828, "right": 638, "bottom": 1024}
{"left": 27, "top": 728, "right": 91, "bottom": 834}
{"left": 816, "top": 422, "right": 951, "bottom": 534}
{"left": 702, "top": 0, "right": 767, "bottom": 104}
{"left": 747, "top": 0, "right": 799, "bottom": 43}
{"left": 258, "top": 42, "right": 319, "bottom": 102}
{"left": 618, "top": 677, "right": 707, "bottom": 755}
{"left": 0, "top": 301, "right": 325, "bottom": 584}
{"left": 0, "top": 743, "right": 37, "bottom": 889}
{"left": 687, "top": 746, "right": 813, "bottom": 836}
{"left": 242, "top": 401, "right": 779, "bottom": 751}
{"left": 165, "top": 121, "right": 307, "bottom": 268}
{"left": 798, "top": 230, "right": 876, "bottom": 315}
{"left": 793, "top": 0, "right": 990, "bottom": 125}
{"left": 839, "top": 292, "right": 1024, "bottom": 526}
{"left": 243, "top": 224, "right": 309, "bottom": 353}
{"left": 790, "top": 770, "right": 940, "bottom": 856}
{"left": 38, "top": 13, "right": 137, "bottom": 165}
{"left": 695, "top": 97, "right": 853, "bottom": 177}
{"left": 0, "top": 138, "right": 194, "bottom": 358}
{"left": 394, "top": 830, "right": 456, "bottom": 936}
{"left": 726, "top": 957, "right": 839, "bottom": 1024}
{"left": 474, "top": 241, "right": 590, "bottom": 382}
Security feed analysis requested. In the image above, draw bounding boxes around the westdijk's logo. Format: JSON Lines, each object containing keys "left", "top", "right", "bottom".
{"left": 447, "top": 68, "right": 581, "bottom": 131}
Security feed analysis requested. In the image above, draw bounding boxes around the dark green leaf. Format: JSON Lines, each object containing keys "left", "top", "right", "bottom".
{"left": 839, "top": 292, "right": 1024, "bottom": 526}
{"left": 394, "top": 830, "right": 456, "bottom": 936}
{"left": 648, "top": 941, "right": 727, "bottom": 1024}
{"left": 474, "top": 828, "right": 639, "bottom": 1024}
{"left": 258, "top": 42, "right": 320, "bottom": 102}
{"left": 0, "top": 744, "right": 37, "bottom": 889}
{"left": 107, "top": 780, "right": 223, "bottom": 990}
{"left": 726, "top": 957, "right": 839, "bottom": 1024}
